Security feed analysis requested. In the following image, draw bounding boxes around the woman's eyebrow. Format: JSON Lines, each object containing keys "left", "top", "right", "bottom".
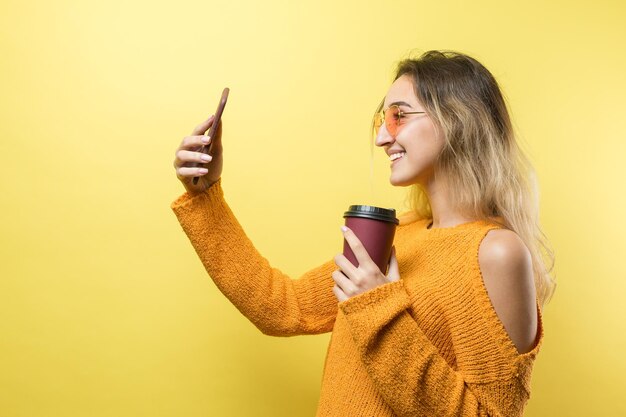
{"left": 388, "top": 101, "right": 413, "bottom": 108}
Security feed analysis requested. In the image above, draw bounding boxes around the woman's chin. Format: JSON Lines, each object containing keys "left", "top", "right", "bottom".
{"left": 389, "top": 174, "right": 415, "bottom": 187}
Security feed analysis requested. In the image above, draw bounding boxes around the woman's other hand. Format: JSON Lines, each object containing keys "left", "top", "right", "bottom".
{"left": 173, "top": 115, "right": 224, "bottom": 195}
{"left": 332, "top": 227, "right": 400, "bottom": 303}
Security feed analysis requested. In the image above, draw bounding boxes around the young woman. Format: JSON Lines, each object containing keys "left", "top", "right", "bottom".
{"left": 171, "top": 50, "right": 556, "bottom": 417}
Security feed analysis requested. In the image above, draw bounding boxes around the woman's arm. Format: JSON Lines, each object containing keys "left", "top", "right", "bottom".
{"left": 171, "top": 178, "right": 338, "bottom": 336}
{"left": 338, "top": 279, "right": 543, "bottom": 417}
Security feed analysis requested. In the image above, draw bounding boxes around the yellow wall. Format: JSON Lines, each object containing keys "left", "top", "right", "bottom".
{"left": 1, "top": 0, "right": 624, "bottom": 415}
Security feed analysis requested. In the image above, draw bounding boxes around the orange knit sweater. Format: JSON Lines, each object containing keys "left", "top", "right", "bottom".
{"left": 170, "top": 178, "right": 544, "bottom": 417}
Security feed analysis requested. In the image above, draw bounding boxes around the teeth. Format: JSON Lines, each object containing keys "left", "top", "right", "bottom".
{"left": 390, "top": 152, "right": 406, "bottom": 161}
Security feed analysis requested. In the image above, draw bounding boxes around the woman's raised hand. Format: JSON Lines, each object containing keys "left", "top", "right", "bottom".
{"left": 173, "top": 115, "right": 223, "bottom": 195}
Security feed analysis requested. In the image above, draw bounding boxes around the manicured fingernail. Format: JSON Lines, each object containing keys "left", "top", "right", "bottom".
{"left": 341, "top": 226, "right": 348, "bottom": 233}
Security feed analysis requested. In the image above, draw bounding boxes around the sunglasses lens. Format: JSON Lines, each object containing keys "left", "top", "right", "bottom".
{"left": 384, "top": 106, "right": 400, "bottom": 136}
{"left": 374, "top": 105, "right": 401, "bottom": 136}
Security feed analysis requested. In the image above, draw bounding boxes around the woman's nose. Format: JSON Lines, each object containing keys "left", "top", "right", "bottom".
{"left": 375, "top": 124, "right": 394, "bottom": 147}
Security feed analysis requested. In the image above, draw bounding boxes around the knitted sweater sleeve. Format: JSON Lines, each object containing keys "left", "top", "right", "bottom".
{"left": 170, "top": 178, "right": 338, "bottom": 336}
{"left": 338, "top": 279, "right": 543, "bottom": 417}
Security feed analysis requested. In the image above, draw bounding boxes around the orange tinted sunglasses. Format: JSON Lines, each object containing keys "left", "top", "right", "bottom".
{"left": 374, "top": 104, "right": 426, "bottom": 136}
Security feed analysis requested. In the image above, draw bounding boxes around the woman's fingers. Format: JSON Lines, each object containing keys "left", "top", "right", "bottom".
{"left": 173, "top": 115, "right": 223, "bottom": 191}
{"left": 173, "top": 151, "right": 213, "bottom": 176}
{"left": 178, "top": 135, "right": 211, "bottom": 150}
{"left": 331, "top": 270, "right": 358, "bottom": 297}
{"left": 176, "top": 166, "right": 209, "bottom": 178}
{"left": 334, "top": 252, "right": 359, "bottom": 282}
{"left": 173, "top": 136, "right": 212, "bottom": 170}
{"left": 332, "top": 284, "right": 348, "bottom": 303}
{"left": 340, "top": 227, "right": 377, "bottom": 271}
{"left": 173, "top": 149, "right": 213, "bottom": 166}
{"left": 190, "top": 115, "right": 215, "bottom": 136}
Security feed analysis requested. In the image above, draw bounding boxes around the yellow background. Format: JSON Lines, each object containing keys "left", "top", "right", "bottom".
{"left": 1, "top": 0, "right": 624, "bottom": 415}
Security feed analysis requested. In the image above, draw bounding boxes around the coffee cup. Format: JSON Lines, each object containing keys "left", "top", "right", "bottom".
{"left": 342, "top": 205, "right": 399, "bottom": 275}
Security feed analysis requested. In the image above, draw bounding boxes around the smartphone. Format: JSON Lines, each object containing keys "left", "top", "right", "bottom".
{"left": 192, "top": 87, "right": 229, "bottom": 185}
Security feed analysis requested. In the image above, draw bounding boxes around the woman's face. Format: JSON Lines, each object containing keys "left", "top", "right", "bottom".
{"left": 375, "top": 74, "right": 445, "bottom": 187}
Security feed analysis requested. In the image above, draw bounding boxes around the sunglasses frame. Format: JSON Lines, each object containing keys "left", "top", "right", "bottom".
{"left": 374, "top": 104, "right": 426, "bottom": 137}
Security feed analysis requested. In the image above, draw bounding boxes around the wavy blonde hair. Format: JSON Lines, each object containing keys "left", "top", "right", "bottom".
{"left": 371, "top": 50, "right": 556, "bottom": 309}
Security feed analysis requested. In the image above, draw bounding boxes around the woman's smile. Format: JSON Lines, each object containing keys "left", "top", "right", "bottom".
{"left": 390, "top": 152, "right": 406, "bottom": 167}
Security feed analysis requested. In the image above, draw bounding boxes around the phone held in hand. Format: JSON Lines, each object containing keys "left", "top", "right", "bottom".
{"left": 193, "top": 87, "right": 229, "bottom": 185}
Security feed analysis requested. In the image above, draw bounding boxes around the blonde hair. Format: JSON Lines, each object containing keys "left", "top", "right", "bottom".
{"left": 371, "top": 50, "right": 556, "bottom": 309}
